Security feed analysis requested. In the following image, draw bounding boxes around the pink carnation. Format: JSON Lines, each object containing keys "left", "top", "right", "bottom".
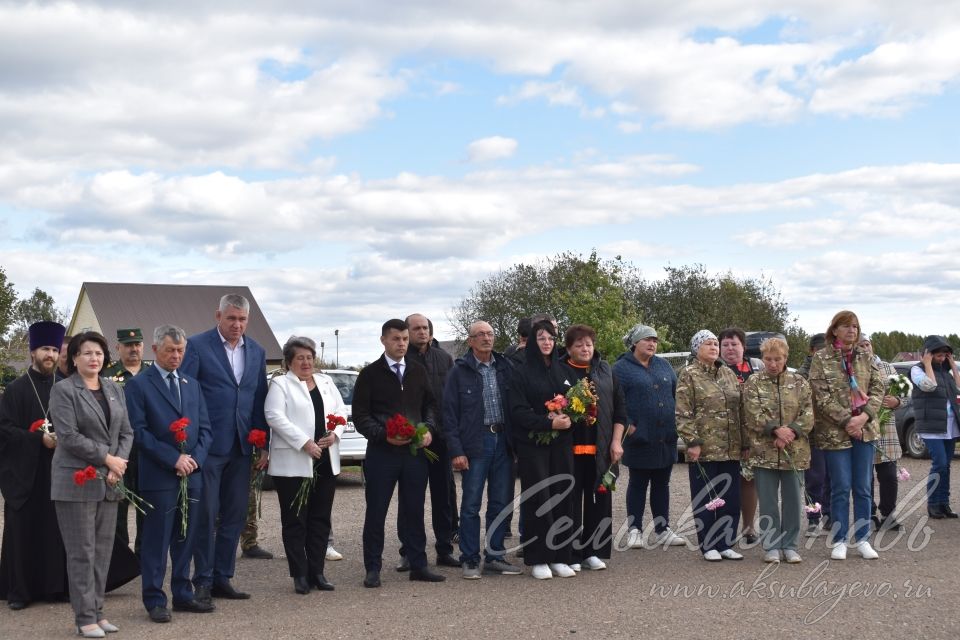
{"left": 803, "top": 502, "right": 822, "bottom": 514}
{"left": 897, "top": 467, "right": 911, "bottom": 481}
{"left": 705, "top": 497, "right": 726, "bottom": 511}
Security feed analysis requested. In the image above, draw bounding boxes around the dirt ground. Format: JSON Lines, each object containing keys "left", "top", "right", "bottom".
{"left": 1, "top": 457, "right": 958, "bottom": 639}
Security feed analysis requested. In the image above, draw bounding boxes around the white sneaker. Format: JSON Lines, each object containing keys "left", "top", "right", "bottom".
{"left": 569, "top": 563, "right": 581, "bottom": 572}
{"left": 583, "top": 556, "right": 607, "bottom": 571}
{"left": 531, "top": 564, "right": 552, "bottom": 580}
{"left": 855, "top": 541, "right": 879, "bottom": 559}
{"left": 703, "top": 549, "right": 722, "bottom": 562}
{"left": 783, "top": 550, "right": 802, "bottom": 564}
{"left": 627, "top": 528, "right": 644, "bottom": 549}
{"left": 719, "top": 549, "right": 743, "bottom": 560}
{"left": 549, "top": 563, "right": 576, "bottom": 578}
{"left": 763, "top": 550, "right": 781, "bottom": 563}
{"left": 325, "top": 546, "right": 343, "bottom": 561}
{"left": 655, "top": 528, "right": 686, "bottom": 547}
{"left": 830, "top": 542, "right": 847, "bottom": 560}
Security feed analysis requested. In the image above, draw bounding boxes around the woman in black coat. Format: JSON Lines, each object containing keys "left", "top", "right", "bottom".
{"left": 509, "top": 320, "right": 576, "bottom": 580}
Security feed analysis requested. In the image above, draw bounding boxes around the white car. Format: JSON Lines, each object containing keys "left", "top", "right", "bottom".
{"left": 322, "top": 369, "right": 366, "bottom": 463}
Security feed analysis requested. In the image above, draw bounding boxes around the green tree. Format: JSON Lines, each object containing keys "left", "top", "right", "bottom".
{"left": 0, "top": 267, "right": 17, "bottom": 339}
{"left": 451, "top": 251, "right": 647, "bottom": 360}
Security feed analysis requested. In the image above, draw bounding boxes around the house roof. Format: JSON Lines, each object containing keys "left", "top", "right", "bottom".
{"left": 68, "top": 282, "right": 283, "bottom": 362}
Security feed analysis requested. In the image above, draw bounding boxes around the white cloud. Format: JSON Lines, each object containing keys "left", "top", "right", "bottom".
{"left": 466, "top": 136, "right": 519, "bottom": 163}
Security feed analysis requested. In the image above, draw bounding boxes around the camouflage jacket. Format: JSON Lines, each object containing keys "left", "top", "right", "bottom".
{"left": 102, "top": 360, "right": 153, "bottom": 387}
{"left": 809, "top": 343, "right": 883, "bottom": 450}
{"left": 676, "top": 359, "right": 744, "bottom": 462}
{"left": 743, "top": 370, "right": 813, "bottom": 470}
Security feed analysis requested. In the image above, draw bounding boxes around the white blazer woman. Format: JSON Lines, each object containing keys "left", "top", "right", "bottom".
{"left": 265, "top": 370, "right": 348, "bottom": 477}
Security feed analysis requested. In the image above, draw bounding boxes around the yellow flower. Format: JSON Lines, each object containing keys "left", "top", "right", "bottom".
{"left": 571, "top": 397, "right": 585, "bottom": 413}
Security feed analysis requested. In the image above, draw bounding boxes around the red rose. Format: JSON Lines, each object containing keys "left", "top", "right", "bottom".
{"left": 326, "top": 414, "right": 346, "bottom": 432}
{"left": 84, "top": 466, "right": 97, "bottom": 480}
{"left": 174, "top": 430, "right": 188, "bottom": 444}
{"left": 29, "top": 419, "right": 45, "bottom": 433}
{"left": 73, "top": 470, "right": 87, "bottom": 486}
{"left": 247, "top": 428, "right": 268, "bottom": 449}
{"left": 597, "top": 485, "right": 608, "bottom": 494}
{"left": 386, "top": 414, "right": 408, "bottom": 439}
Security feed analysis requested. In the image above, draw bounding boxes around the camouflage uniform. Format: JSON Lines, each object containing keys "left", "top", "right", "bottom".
{"left": 808, "top": 344, "right": 884, "bottom": 450}
{"left": 743, "top": 371, "right": 813, "bottom": 470}
{"left": 676, "top": 359, "right": 744, "bottom": 461}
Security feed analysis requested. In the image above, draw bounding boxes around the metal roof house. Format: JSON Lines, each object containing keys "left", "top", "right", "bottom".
{"left": 67, "top": 282, "right": 283, "bottom": 367}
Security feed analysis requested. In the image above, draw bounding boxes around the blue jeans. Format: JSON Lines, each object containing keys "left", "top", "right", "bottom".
{"left": 458, "top": 430, "right": 512, "bottom": 564}
{"left": 824, "top": 440, "right": 874, "bottom": 544}
{"left": 923, "top": 438, "right": 956, "bottom": 507}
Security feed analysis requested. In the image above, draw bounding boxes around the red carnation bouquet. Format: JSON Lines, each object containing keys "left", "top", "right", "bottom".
{"left": 73, "top": 465, "right": 152, "bottom": 514}
{"left": 29, "top": 418, "right": 56, "bottom": 439}
{"left": 247, "top": 428, "right": 269, "bottom": 518}
{"left": 169, "top": 417, "right": 193, "bottom": 538}
{"left": 385, "top": 414, "right": 438, "bottom": 462}
{"left": 291, "top": 414, "right": 346, "bottom": 516}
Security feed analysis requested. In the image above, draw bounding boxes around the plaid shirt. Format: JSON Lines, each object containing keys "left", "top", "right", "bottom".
{"left": 475, "top": 353, "right": 505, "bottom": 425}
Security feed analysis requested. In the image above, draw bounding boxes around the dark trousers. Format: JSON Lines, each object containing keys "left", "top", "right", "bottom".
{"left": 804, "top": 446, "right": 831, "bottom": 522}
{"left": 688, "top": 460, "right": 741, "bottom": 553}
{"left": 116, "top": 444, "right": 143, "bottom": 554}
{"left": 140, "top": 488, "right": 201, "bottom": 610}
{"left": 626, "top": 464, "right": 673, "bottom": 534}
{"left": 274, "top": 457, "right": 335, "bottom": 578}
{"left": 193, "top": 440, "right": 251, "bottom": 588}
{"left": 398, "top": 436, "right": 454, "bottom": 557}
{"left": 872, "top": 460, "right": 898, "bottom": 518}
{"left": 362, "top": 445, "right": 429, "bottom": 572}
{"left": 516, "top": 439, "right": 575, "bottom": 566}
{"left": 571, "top": 454, "right": 612, "bottom": 562}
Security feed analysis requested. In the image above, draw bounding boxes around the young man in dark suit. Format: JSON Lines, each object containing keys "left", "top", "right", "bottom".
{"left": 124, "top": 325, "right": 213, "bottom": 623}
{"left": 181, "top": 294, "right": 269, "bottom": 602}
{"left": 354, "top": 319, "right": 446, "bottom": 588}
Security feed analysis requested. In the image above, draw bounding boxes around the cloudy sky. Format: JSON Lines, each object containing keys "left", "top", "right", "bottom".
{"left": 1, "top": 1, "right": 959, "bottom": 365}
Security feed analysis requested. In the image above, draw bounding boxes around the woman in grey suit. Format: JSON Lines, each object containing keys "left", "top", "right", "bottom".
{"left": 49, "top": 332, "right": 133, "bottom": 638}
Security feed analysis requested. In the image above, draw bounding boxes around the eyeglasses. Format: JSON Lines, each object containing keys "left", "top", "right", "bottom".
{"left": 469, "top": 331, "right": 494, "bottom": 339}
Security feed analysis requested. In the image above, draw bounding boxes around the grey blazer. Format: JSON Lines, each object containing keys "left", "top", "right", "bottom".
{"left": 49, "top": 373, "right": 134, "bottom": 502}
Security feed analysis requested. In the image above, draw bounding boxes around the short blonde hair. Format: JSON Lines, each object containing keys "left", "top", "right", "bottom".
{"left": 760, "top": 336, "right": 789, "bottom": 358}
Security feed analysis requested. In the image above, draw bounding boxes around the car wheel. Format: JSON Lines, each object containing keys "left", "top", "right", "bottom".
{"left": 903, "top": 422, "right": 928, "bottom": 459}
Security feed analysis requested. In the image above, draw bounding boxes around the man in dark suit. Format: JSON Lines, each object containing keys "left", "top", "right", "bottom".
{"left": 354, "top": 318, "right": 446, "bottom": 588}
{"left": 181, "top": 294, "right": 268, "bottom": 602}
{"left": 125, "top": 325, "right": 213, "bottom": 623}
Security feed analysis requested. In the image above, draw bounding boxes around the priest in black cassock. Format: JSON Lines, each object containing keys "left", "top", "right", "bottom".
{"left": 0, "top": 321, "right": 70, "bottom": 610}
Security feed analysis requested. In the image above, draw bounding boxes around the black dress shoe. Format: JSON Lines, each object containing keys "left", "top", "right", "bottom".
{"left": 211, "top": 581, "right": 250, "bottom": 600}
{"left": 7, "top": 600, "right": 27, "bottom": 611}
{"left": 293, "top": 577, "right": 311, "bottom": 595}
{"left": 310, "top": 574, "right": 335, "bottom": 591}
{"left": 942, "top": 505, "right": 959, "bottom": 519}
{"left": 363, "top": 570, "right": 381, "bottom": 588}
{"left": 880, "top": 515, "right": 904, "bottom": 531}
{"left": 147, "top": 606, "right": 172, "bottom": 623}
{"left": 928, "top": 505, "right": 946, "bottom": 519}
{"left": 409, "top": 567, "right": 446, "bottom": 582}
{"left": 194, "top": 585, "right": 212, "bottom": 604}
{"left": 395, "top": 556, "right": 410, "bottom": 572}
{"left": 172, "top": 599, "right": 215, "bottom": 613}
{"left": 242, "top": 545, "right": 274, "bottom": 560}
{"left": 436, "top": 553, "right": 460, "bottom": 568}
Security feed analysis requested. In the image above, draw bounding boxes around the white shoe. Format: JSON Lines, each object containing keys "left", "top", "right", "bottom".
{"left": 549, "top": 563, "right": 576, "bottom": 578}
{"left": 627, "top": 528, "right": 644, "bottom": 549}
{"left": 569, "top": 563, "right": 581, "bottom": 572}
{"left": 854, "top": 541, "right": 879, "bottom": 559}
{"left": 655, "top": 528, "right": 686, "bottom": 547}
{"left": 783, "top": 550, "right": 802, "bottom": 564}
{"left": 830, "top": 542, "right": 847, "bottom": 560}
{"left": 763, "top": 550, "right": 781, "bottom": 563}
{"left": 719, "top": 549, "right": 743, "bottom": 560}
{"left": 583, "top": 556, "right": 607, "bottom": 571}
{"left": 531, "top": 564, "right": 552, "bottom": 580}
{"left": 703, "top": 549, "right": 722, "bottom": 562}
{"left": 325, "top": 545, "right": 343, "bottom": 561}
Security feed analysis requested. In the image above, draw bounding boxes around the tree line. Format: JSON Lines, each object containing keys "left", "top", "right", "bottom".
{"left": 0, "top": 267, "right": 69, "bottom": 385}
{"left": 450, "top": 251, "right": 941, "bottom": 368}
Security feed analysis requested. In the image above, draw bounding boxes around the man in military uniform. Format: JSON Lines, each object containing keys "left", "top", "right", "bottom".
{"left": 104, "top": 327, "right": 152, "bottom": 554}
